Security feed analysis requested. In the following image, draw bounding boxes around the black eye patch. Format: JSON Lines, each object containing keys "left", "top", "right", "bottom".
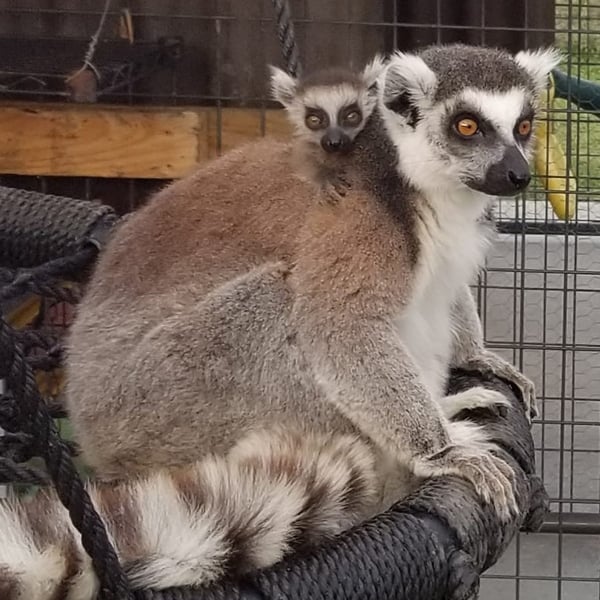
{"left": 304, "top": 107, "right": 329, "bottom": 130}
{"left": 338, "top": 103, "right": 360, "bottom": 119}
{"left": 517, "top": 105, "right": 535, "bottom": 123}
{"left": 338, "top": 103, "right": 363, "bottom": 127}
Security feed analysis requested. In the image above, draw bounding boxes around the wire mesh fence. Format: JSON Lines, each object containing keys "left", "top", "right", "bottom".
{"left": 0, "top": 1, "right": 598, "bottom": 598}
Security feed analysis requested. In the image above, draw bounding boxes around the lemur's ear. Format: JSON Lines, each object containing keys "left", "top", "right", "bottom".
{"left": 514, "top": 47, "right": 562, "bottom": 96}
{"left": 382, "top": 51, "right": 438, "bottom": 111}
{"left": 361, "top": 54, "right": 387, "bottom": 92}
{"left": 269, "top": 65, "right": 298, "bottom": 107}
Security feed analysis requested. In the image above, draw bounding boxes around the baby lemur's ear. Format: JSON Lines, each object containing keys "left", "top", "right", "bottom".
{"left": 514, "top": 47, "right": 562, "bottom": 97}
{"left": 382, "top": 51, "right": 438, "bottom": 118}
{"left": 269, "top": 65, "right": 298, "bottom": 107}
{"left": 361, "top": 54, "right": 387, "bottom": 92}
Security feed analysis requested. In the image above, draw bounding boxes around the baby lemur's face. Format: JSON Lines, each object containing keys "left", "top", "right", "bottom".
{"left": 298, "top": 86, "right": 367, "bottom": 154}
{"left": 380, "top": 44, "right": 561, "bottom": 197}
{"left": 270, "top": 58, "right": 385, "bottom": 155}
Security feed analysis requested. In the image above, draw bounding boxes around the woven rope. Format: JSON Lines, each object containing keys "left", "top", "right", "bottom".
{"left": 0, "top": 185, "right": 118, "bottom": 269}
{"left": 271, "top": 0, "right": 302, "bottom": 77}
{"left": 0, "top": 456, "right": 49, "bottom": 485}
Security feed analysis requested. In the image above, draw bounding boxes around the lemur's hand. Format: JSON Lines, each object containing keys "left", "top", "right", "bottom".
{"left": 462, "top": 350, "right": 537, "bottom": 422}
{"left": 413, "top": 420, "right": 518, "bottom": 520}
{"left": 323, "top": 172, "right": 352, "bottom": 202}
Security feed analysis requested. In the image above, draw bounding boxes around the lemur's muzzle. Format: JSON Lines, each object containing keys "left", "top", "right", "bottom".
{"left": 321, "top": 128, "right": 352, "bottom": 154}
{"left": 471, "top": 146, "right": 532, "bottom": 197}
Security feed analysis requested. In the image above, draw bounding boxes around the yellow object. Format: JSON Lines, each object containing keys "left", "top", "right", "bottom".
{"left": 6, "top": 294, "right": 41, "bottom": 329}
{"left": 534, "top": 73, "right": 577, "bottom": 220}
{"left": 6, "top": 293, "right": 66, "bottom": 399}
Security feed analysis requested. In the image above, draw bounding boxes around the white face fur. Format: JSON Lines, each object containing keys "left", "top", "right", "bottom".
{"left": 270, "top": 57, "right": 385, "bottom": 154}
{"left": 378, "top": 45, "right": 561, "bottom": 199}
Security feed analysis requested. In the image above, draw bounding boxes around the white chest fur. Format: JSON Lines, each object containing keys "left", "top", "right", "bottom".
{"left": 395, "top": 190, "right": 492, "bottom": 399}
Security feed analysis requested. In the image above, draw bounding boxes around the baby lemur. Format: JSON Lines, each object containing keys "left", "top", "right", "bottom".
{"left": 0, "top": 44, "right": 558, "bottom": 597}
{"left": 269, "top": 58, "right": 382, "bottom": 198}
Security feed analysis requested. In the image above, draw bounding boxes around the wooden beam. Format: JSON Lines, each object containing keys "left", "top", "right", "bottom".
{"left": 206, "top": 108, "right": 291, "bottom": 157}
{"left": 0, "top": 103, "right": 208, "bottom": 179}
{"left": 0, "top": 102, "right": 293, "bottom": 180}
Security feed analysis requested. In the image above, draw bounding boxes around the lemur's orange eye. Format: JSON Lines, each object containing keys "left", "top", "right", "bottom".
{"left": 517, "top": 119, "right": 532, "bottom": 137}
{"left": 305, "top": 114, "right": 325, "bottom": 130}
{"left": 455, "top": 117, "right": 479, "bottom": 137}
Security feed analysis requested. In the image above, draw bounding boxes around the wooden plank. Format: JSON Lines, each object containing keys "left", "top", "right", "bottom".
{"left": 0, "top": 103, "right": 210, "bottom": 179}
{"left": 206, "top": 107, "right": 292, "bottom": 157}
{"left": 0, "top": 102, "right": 292, "bottom": 179}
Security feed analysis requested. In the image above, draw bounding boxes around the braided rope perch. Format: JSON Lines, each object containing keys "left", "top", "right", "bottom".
{"left": 271, "top": 0, "right": 302, "bottom": 78}
{"left": 0, "top": 185, "right": 549, "bottom": 600}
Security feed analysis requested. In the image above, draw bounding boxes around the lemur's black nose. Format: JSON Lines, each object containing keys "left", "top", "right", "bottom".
{"left": 321, "top": 128, "right": 351, "bottom": 154}
{"left": 323, "top": 138, "right": 343, "bottom": 151}
{"left": 508, "top": 169, "right": 531, "bottom": 190}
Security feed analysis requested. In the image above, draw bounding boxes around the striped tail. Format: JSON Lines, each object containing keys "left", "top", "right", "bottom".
{"left": 0, "top": 428, "right": 382, "bottom": 599}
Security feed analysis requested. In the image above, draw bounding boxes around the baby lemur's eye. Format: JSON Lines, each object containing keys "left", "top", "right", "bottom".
{"left": 344, "top": 110, "right": 362, "bottom": 126}
{"left": 305, "top": 112, "right": 327, "bottom": 130}
{"left": 454, "top": 116, "right": 480, "bottom": 138}
{"left": 339, "top": 105, "right": 363, "bottom": 127}
{"left": 516, "top": 119, "right": 532, "bottom": 138}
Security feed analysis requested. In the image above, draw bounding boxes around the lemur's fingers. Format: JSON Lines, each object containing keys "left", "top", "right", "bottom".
{"left": 336, "top": 173, "right": 352, "bottom": 188}
{"left": 413, "top": 421, "right": 519, "bottom": 521}
{"left": 517, "top": 375, "right": 538, "bottom": 421}
{"left": 508, "top": 375, "right": 537, "bottom": 422}
{"left": 441, "top": 386, "right": 510, "bottom": 420}
{"left": 323, "top": 178, "right": 348, "bottom": 202}
{"left": 417, "top": 447, "right": 518, "bottom": 520}
{"left": 463, "top": 352, "right": 538, "bottom": 422}
{"left": 327, "top": 173, "right": 352, "bottom": 198}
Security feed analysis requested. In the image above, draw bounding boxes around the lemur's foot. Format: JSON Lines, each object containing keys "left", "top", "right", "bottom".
{"left": 413, "top": 421, "right": 518, "bottom": 520}
{"left": 462, "top": 350, "right": 537, "bottom": 422}
{"left": 441, "top": 386, "right": 510, "bottom": 420}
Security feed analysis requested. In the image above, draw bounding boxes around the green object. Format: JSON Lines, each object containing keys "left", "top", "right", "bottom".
{"left": 552, "top": 68, "right": 600, "bottom": 115}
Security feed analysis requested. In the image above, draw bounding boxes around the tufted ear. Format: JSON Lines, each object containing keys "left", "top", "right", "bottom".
{"left": 269, "top": 65, "right": 298, "bottom": 107}
{"left": 361, "top": 54, "right": 387, "bottom": 91}
{"left": 382, "top": 51, "right": 438, "bottom": 111}
{"left": 514, "top": 47, "right": 562, "bottom": 94}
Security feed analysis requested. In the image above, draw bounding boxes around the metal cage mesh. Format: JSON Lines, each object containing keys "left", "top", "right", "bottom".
{"left": 0, "top": 1, "right": 598, "bottom": 598}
